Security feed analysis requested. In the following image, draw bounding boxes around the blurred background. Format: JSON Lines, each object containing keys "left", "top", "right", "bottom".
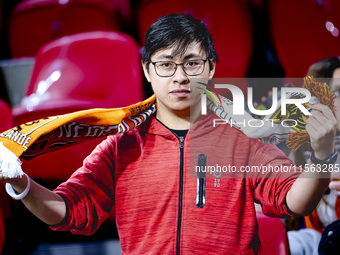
{"left": 0, "top": 0, "right": 340, "bottom": 254}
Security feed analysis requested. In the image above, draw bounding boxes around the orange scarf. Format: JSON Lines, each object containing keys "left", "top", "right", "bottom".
{"left": 0, "top": 95, "right": 156, "bottom": 178}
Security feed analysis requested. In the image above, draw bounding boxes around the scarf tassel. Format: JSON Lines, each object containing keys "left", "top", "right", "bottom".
{"left": 0, "top": 142, "right": 24, "bottom": 178}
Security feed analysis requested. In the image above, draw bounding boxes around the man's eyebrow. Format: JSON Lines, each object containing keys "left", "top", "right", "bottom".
{"left": 184, "top": 53, "right": 203, "bottom": 59}
{"left": 156, "top": 54, "right": 173, "bottom": 60}
{"left": 155, "top": 53, "right": 204, "bottom": 60}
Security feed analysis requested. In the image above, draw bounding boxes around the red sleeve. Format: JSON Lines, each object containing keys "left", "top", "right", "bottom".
{"left": 49, "top": 136, "right": 116, "bottom": 235}
{"left": 248, "top": 139, "right": 303, "bottom": 218}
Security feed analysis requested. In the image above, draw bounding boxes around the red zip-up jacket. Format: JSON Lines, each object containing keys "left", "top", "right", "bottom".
{"left": 51, "top": 112, "right": 301, "bottom": 254}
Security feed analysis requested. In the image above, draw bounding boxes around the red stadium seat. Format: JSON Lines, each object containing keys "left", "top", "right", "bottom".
{"left": 137, "top": 0, "right": 253, "bottom": 80}
{"left": 9, "top": 0, "right": 122, "bottom": 58}
{"left": 257, "top": 211, "right": 290, "bottom": 255}
{"left": 13, "top": 30, "right": 144, "bottom": 125}
{"left": 0, "top": 99, "right": 13, "bottom": 132}
{"left": 268, "top": 0, "right": 340, "bottom": 78}
{"left": 12, "top": 30, "right": 144, "bottom": 182}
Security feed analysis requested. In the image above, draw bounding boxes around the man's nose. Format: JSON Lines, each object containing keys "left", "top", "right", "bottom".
{"left": 173, "top": 65, "right": 189, "bottom": 84}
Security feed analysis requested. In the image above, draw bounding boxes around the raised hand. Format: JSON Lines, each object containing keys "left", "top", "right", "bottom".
{"left": 306, "top": 104, "right": 337, "bottom": 160}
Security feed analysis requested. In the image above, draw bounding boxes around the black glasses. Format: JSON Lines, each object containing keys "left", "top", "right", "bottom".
{"left": 151, "top": 59, "right": 208, "bottom": 77}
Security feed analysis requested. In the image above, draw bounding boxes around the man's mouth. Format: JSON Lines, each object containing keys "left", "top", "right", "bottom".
{"left": 170, "top": 89, "right": 191, "bottom": 97}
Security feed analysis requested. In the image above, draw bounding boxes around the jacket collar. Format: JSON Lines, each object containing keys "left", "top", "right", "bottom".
{"left": 137, "top": 111, "right": 224, "bottom": 139}
{"left": 137, "top": 113, "right": 175, "bottom": 139}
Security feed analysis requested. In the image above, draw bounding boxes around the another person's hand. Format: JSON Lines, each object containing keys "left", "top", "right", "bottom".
{"left": 329, "top": 180, "right": 340, "bottom": 197}
{"left": 306, "top": 104, "right": 337, "bottom": 160}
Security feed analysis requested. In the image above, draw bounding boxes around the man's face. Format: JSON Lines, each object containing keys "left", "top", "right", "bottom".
{"left": 143, "top": 42, "right": 215, "bottom": 115}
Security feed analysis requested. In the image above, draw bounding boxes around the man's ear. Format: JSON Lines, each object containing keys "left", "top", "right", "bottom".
{"left": 142, "top": 61, "right": 151, "bottom": 83}
{"left": 209, "top": 60, "right": 216, "bottom": 79}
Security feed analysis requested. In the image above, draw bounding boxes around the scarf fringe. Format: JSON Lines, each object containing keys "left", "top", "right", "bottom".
{"left": 303, "top": 76, "right": 335, "bottom": 112}
{"left": 0, "top": 142, "right": 24, "bottom": 178}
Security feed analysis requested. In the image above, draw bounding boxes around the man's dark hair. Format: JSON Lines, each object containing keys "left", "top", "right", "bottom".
{"left": 142, "top": 14, "right": 219, "bottom": 70}
{"left": 307, "top": 57, "right": 340, "bottom": 79}
{"left": 306, "top": 56, "right": 340, "bottom": 88}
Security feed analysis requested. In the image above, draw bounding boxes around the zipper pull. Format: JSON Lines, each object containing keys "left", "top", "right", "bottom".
{"left": 179, "top": 138, "right": 184, "bottom": 148}
{"left": 196, "top": 153, "right": 206, "bottom": 208}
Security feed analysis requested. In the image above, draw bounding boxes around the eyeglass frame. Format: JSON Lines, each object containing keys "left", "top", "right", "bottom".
{"left": 149, "top": 59, "right": 209, "bottom": 77}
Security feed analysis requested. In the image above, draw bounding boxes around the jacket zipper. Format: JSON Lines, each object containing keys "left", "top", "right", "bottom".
{"left": 196, "top": 153, "right": 206, "bottom": 208}
{"left": 176, "top": 136, "right": 184, "bottom": 255}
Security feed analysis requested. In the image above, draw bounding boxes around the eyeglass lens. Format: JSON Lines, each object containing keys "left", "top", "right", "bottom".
{"left": 154, "top": 60, "right": 205, "bottom": 77}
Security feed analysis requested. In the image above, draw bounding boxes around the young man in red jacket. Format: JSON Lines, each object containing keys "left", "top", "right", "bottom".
{"left": 0, "top": 14, "right": 338, "bottom": 254}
